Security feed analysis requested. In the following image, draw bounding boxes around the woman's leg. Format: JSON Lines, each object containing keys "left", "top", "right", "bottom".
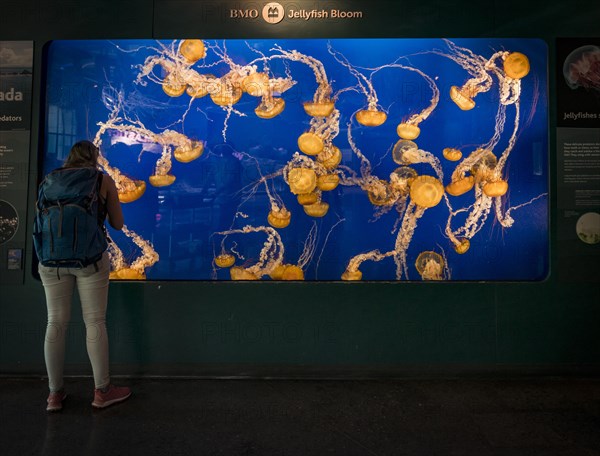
{"left": 75, "top": 252, "right": 111, "bottom": 390}
{"left": 39, "top": 266, "right": 75, "bottom": 393}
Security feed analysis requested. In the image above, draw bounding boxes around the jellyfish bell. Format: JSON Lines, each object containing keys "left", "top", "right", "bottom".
{"left": 445, "top": 175, "right": 475, "bottom": 197}
{"left": 210, "top": 80, "right": 243, "bottom": 106}
{"left": 214, "top": 253, "right": 236, "bottom": 268}
{"left": 230, "top": 266, "right": 259, "bottom": 281}
{"left": 356, "top": 109, "right": 387, "bottom": 127}
{"left": 563, "top": 45, "right": 600, "bottom": 90}
{"left": 297, "top": 132, "right": 324, "bottom": 156}
{"left": 174, "top": 141, "right": 204, "bottom": 163}
{"left": 341, "top": 269, "right": 362, "bottom": 281}
{"left": 392, "top": 139, "right": 420, "bottom": 165}
{"left": 255, "top": 97, "right": 286, "bottom": 119}
{"left": 186, "top": 74, "right": 216, "bottom": 98}
{"left": 453, "top": 238, "right": 470, "bottom": 255}
{"left": 443, "top": 147, "right": 462, "bottom": 161}
{"left": 503, "top": 52, "right": 530, "bottom": 80}
{"left": 483, "top": 179, "right": 509, "bottom": 197}
{"left": 162, "top": 73, "right": 186, "bottom": 97}
{"left": 303, "top": 100, "right": 335, "bottom": 117}
{"left": 410, "top": 175, "right": 444, "bottom": 208}
{"left": 471, "top": 149, "right": 498, "bottom": 181}
{"left": 297, "top": 192, "right": 319, "bottom": 206}
{"left": 267, "top": 207, "right": 292, "bottom": 229}
{"left": 118, "top": 178, "right": 146, "bottom": 203}
{"left": 110, "top": 268, "right": 146, "bottom": 280}
{"left": 317, "top": 173, "right": 340, "bottom": 191}
{"left": 318, "top": 145, "right": 342, "bottom": 170}
{"left": 149, "top": 174, "right": 176, "bottom": 187}
{"left": 281, "top": 265, "right": 305, "bottom": 281}
{"left": 450, "top": 85, "right": 476, "bottom": 111}
{"left": 415, "top": 251, "right": 444, "bottom": 281}
{"left": 269, "top": 264, "right": 287, "bottom": 280}
{"left": 303, "top": 201, "right": 329, "bottom": 218}
{"left": 390, "top": 166, "right": 418, "bottom": 190}
{"left": 396, "top": 123, "right": 421, "bottom": 140}
{"left": 179, "top": 39, "right": 206, "bottom": 64}
{"left": 287, "top": 168, "right": 317, "bottom": 195}
{"left": 367, "top": 180, "right": 392, "bottom": 206}
{"left": 242, "top": 72, "right": 270, "bottom": 97}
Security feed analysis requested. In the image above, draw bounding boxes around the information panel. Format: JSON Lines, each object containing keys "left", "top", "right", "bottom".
{"left": 41, "top": 39, "right": 548, "bottom": 281}
{"left": 0, "top": 41, "right": 33, "bottom": 284}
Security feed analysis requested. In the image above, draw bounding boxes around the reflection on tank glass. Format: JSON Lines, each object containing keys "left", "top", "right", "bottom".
{"left": 42, "top": 39, "right": 549, "bottom": 281}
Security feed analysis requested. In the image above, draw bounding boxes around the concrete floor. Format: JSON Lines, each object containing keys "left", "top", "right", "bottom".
{"left": 1, "top": 377, "right": 599, "bottom": 455}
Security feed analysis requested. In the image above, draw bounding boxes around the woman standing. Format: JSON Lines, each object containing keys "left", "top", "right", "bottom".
{"left": 38, "top": 140, "right": 131, "bottom": 411}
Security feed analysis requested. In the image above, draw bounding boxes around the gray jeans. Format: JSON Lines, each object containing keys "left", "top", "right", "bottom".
{"left": 38, "top": 252, "right": 111, "bottom": 392}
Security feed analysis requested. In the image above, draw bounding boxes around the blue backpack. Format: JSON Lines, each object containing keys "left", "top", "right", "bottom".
{"left": 33, "top": 167, "right": 108, "bottom": 268}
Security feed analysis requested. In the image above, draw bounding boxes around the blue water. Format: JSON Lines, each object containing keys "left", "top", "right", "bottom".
{"left": 42, "top": 39, "right": 549, "bottom": 281}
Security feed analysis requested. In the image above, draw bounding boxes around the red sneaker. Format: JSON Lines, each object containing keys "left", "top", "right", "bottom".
{"left": 92, "top": 385, "right": 131, "bottom": 409}
{"left": 46, "top": 391, "right": 67, "bottom": 412}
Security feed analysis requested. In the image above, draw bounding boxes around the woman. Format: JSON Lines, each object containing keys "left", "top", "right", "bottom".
{"left": 39, "top": 140, "right": 131, "bottom": 411}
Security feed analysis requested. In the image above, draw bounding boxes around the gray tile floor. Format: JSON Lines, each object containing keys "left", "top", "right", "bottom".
{"left": 1, "top": 377, "right": 599, "bottom": 455}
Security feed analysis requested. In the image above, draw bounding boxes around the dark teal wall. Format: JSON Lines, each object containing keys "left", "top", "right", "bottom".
{"left": 1, "top": 0, "right": 599, "bottom": 376}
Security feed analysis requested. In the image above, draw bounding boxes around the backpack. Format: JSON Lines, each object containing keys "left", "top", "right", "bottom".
{"left": 33, "top": 167, "right": 108, "bottom": 268}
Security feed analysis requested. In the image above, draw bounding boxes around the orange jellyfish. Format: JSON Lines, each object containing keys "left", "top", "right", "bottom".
{"left": 317, "top": 145, "right": 342, "bottom": 170}
{"left": 179, "top": 39, "right": 206, "bottom": 64}
{"left": 409, "top": 176, "right": 444, "bottom": 208}
{"left": 449, "top": 85, "right": 476, "bottom": 111}
{"left": 210, "top": 79, "right": 243, "bottom": 106}
{"left": 162, "top": 73, "right": 186, "bottom": 97}
{"left": 471, "top": 149, "right": 498, "bottom": 182}
{"left": 415, "top": 251, "right": 445, "bottom": 281}
{"left": 443, "top": 148, "right": 462, "bottom": 161}
{"left": 116, "top": 177, "right": 146, "bottom": 203}
{"left": 341, "top": 269, "right": 363, "bottom": 281}
{"left": 297, "top": 192, "right": 319, "bottom": 206}
{"left": 287, "top": 168, "right": 317, "bottom": 195}
{"left": 396, "top": 122, "right": 421, "bottom": 140}
{"left": 242, "top": 72, "right": 270, "bottom": 97}
{"left": 267, "top": 206, "right": 292, "bottom": 229}
{"left": 392, "top": 140, "right": 421, "bottom": 165}
{"left": 317, "top": 173, "right": 340, "bottom": 191}
{"left": 186, "top": 74, "right": 217, "bottom": 98}
{"left": 214, "top": 253, "right": 236, "bottom": 268}
{"left": 503, "top": 52, "right": 530, "bottom": 79}
{"left": 453, "top": 238, "right": 470, "bottom": 255}
{"left": 255, "top": 97, "right": 286, "bottom": 119}
{"left": 174, "top": 140, "right": 204, "bottom": 163}
{"left": 356, "top": 109, "right": 387, "bottom": 127}
{"left": 298, "top": 132, "right": 325, "bottom": 156}
{"left": 483, "top": 179, "right": 509, "bottom": 197}
{"left": 445, "top": 175, "right": 475, "bottom": 197}
{"left": 230, "top": 266, "right": 259, "bottom": 281}
{"left": 149, "top": 174, "right": 176, "bottom": 187}
{"left": 303, "top": 201, "right": 329, "bottom": 218}
{"left": 389, "top": 166, "right": 417, "bottom": 194}
{"left": 367, "top": 180, "right": 393, "bottom": 206}
{"left": 303, "top": 100, "right": 335, "bottom": 117}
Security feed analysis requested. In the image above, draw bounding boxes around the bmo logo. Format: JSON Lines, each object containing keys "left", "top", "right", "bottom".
{"left": 230, "top": 8, "right": 259, "bottom": 19}
{"left": 262, "top": 2, "right": 284, "bottom": 24}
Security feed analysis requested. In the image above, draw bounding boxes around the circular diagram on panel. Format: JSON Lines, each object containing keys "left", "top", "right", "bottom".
{"left": 576, "top": 212, "right": 600, "bottom": 245}
{"left": 0, "top": 200, "right": 19, "bottom": 245}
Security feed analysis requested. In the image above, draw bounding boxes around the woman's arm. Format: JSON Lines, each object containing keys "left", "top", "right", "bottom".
{"left": 103, "top": 175, "right": 124, "bottom": 230}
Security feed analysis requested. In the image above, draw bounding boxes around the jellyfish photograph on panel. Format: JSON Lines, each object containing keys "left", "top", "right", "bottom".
{"left": 41, "top": 38, "right": 549, "bottom": 281}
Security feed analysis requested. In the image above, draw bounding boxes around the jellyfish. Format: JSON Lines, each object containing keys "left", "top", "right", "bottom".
{"left": 317, "top": 173, "right": 340, "bottom": 192}
{"left": 298, "top": 109, "right": 341, "bottom": 157}
{"left": 392, "top": 140, "right": 444, "bottom": 181}
{"left": 443, "top": 147, "right": 462, "bottom": 162}
{"left": 303, "top": 200, "right": 329, "bottom": 218}
{"left": 173, "top": 140, "right": 204, "bottom": 163}
{"left": 563, "top": 45, "right": 600, "bottom": 91}
{"left": 214, "top": 253, "right": 236, "bottom": 268}
{"left": 215, "top": 225, "right": 285, "bottom": 280}
{"left": 269, "top": 222, "right": 318, "bottom": 280}
{"left": 270, "top": 46, "right": 335, "bottom": 117}
{"left": 286, "top": 167, "right": 318, "bottom": 195}
{"left": 415, "top": 251, "right": 445, "bottom": 281}
{"left": 327, "top": 43, "right": 388, "bottom": 127}
{"left": 109, "top": 225, "right": 159, "bottom": 280}
{"left": 367, "top": 63, "right": 439, "bottom": 139}
{"left": 503, "top": 52, "right": 530, "bottom": 80}
{"left": 178, "top": 39, "right": 206, "bottom": 64}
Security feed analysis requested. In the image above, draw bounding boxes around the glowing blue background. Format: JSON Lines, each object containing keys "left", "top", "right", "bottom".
{"left": 42, "top": 39, "right": 548, "bottom": 281}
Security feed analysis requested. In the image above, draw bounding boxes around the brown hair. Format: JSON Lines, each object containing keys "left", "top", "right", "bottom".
{"left": 64, "top": 140, "right": 99, "bottom": 168}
